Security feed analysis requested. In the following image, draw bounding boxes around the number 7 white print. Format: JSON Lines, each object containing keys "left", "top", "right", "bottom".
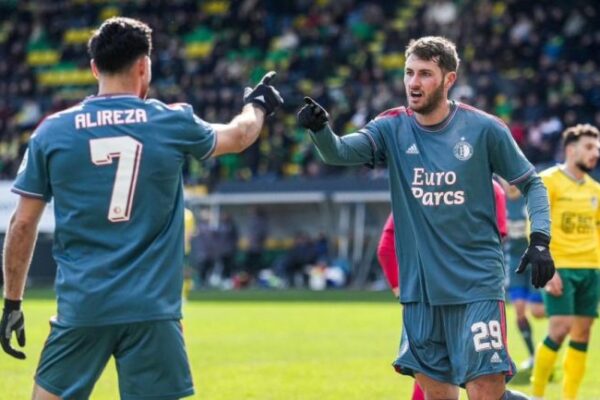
{"left": 90, "top": 136, "right": 143, "bottom": 222}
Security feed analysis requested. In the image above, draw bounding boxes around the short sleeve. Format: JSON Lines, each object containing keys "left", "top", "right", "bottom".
{"left": 12, "top": 131, "right": 52, "bottom": 201}
{"left": 175, "top": 103, "right": 217, "bottom": 160}
{"left": 488, "top": 121, "right": 534, "bottom": 184}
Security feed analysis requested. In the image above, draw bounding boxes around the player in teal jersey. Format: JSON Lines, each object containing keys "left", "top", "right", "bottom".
{"left": 0, "top": 17, "right": 283, "bottom": 400}
{"left": 298, "top": 36, "right": 553, "bottom": 400}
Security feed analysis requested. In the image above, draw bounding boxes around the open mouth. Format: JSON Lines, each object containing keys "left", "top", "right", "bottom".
{"left": 410, "top": 91, "right": 423, "bottom": 99}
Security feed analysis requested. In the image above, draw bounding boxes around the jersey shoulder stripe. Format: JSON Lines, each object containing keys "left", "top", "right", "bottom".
{"left": 375, "top": 106, "right": 411, "bottom": 120}
{"left": 46, "top": 103, "right": 85, "bottom": 121}
{"left": 32, "top": 102, "right": 85, "bottom": 139}
{"left": 458, "top": 103, "right": 508, "bottom": 130}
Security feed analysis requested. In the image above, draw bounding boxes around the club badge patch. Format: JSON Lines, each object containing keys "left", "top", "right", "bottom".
{"left": 453, "top": 137, "right": 473, "bottom": 161}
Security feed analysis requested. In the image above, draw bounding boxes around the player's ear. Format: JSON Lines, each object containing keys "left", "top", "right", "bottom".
{"left": 136, "top": 56, "right": 146, "bottom": 76}
{"left": 139, "top": 55, "right": 151, "bottom": 79}
{"left": 90, "top": 59, "right": 100, "bottom": 79}
{"left": 444, "top": 71, "right": 457, "bottom": 89}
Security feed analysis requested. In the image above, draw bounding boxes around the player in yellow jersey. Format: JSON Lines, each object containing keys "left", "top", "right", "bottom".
{"left": 530, "top": 124, "right": 600, "bottom": 400}
{"left": 182, "top": 208, "right": 196, "bottom": 301}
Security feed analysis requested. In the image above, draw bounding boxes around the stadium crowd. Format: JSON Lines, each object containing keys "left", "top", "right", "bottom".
{"left": 0, "top": 0, "right": 599, "bottom": 185}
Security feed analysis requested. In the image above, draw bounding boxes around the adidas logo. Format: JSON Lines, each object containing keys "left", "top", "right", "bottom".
{"left": 490, "top": 352, "right": 502, "bottom": 363}
{"left": 406, "top": 143, "right": 419, "bottom": 154}
{"left": 254, "top": 95, "right": 266, "bottom": 104}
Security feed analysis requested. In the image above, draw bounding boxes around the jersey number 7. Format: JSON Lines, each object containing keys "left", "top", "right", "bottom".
{"left": 90, "top": 136, "right": 143, "bottom": 222}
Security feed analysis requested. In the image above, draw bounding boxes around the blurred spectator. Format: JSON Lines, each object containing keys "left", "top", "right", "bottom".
{"left": 215, "top": 212, "right": 239, "bottom": 285}
{"left": 190, "top": 211, "right": 216, "bottom": 288}
{"left": 242, "top": 206, "right": 268, "bottom": 280}
{"left": 0, "top": 1, "right": 599, "bottom": 183}
{"left": 274, "top": 231, "right": 318, "bottom": 288}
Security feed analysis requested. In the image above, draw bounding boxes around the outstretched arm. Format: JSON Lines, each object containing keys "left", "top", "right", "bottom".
{"left": 211, "top": 71, "right": 283, "bottom": 156}
{"left": 298, "top": 97, "right": 376, "bottom": 166}
{"left": 211, "top": 105, "right": 266, "bottom": 156}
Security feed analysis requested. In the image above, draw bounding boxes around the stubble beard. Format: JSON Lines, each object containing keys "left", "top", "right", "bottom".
{"left": 411, "top": 82, "right": 445, "bottom": 116}
{"left": 576, "top": 160, "right": 595, "bottom": 173}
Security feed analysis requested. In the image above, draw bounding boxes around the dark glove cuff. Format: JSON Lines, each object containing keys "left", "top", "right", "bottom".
{"left": 245, "top": 99, "right": 268, "bottom": 112}
{"left": 530, "top": 232, "right": 550, "bottom": 246}
{"left": 3, "top": 299, "right": 21, "bottom": 311}
{"left": 309, "top": 122, "right": 328, "bottom": 132}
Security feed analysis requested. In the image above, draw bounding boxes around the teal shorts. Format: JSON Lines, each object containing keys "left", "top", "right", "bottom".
{"left": 35, "top": 318, "right": 194, "bottom": 400}
{"left": 393, "top": 300, "right": 516, "bottom": 387}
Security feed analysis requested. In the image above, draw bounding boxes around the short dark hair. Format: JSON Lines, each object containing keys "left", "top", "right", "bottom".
{"left": 405, "top": 36, "right": 460, "bottom": 73}
{"left": 88, "top": 17, "right": 152, "bottom": 74}
{"left": 562, "top": 124, "right": 600, "bottom": 147}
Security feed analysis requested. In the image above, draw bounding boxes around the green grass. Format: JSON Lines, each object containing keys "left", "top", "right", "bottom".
{"left": 1, "top": 290, "right": 599, "bottom": 399}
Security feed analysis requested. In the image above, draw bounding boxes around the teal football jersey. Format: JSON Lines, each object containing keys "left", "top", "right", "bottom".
{"left": 310, "top": 101, "right": 550, "bottom": 305}
{"left": 13, "top": 94, "right": 216, "bottom": 326}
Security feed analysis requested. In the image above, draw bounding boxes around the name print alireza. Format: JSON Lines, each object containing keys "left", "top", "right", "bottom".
{"left": 411, "top": 167, "right": 465, "bottom": 206}
{"left": 75, "top": 108, "right": 148, "bottom": 129}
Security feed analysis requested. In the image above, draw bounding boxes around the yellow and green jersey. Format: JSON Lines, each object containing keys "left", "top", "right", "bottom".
{"left": 541, "top": 166, "right": 600, "bottom": 269}
{"left": 184, "top": 208, "right": 195, "bottom": 256}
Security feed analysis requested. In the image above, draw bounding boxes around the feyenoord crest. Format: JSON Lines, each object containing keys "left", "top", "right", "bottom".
{"left": 453, "top": 137, "right": 473, "bottom": 161}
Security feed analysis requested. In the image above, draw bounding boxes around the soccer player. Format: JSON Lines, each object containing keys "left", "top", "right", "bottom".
{"left": 0, "top": 17, "right": 283, "bottom": 400}
{"left": 502, "top": 181, "right": 545, "bottom": 370}
{"left": 530, "top": 124, "right": 600, "bottom": 400}
{"left": 299, "top": 36, "right": 553, "bottom": 400}
{"left": 377, "top": 181, "right": 507, "bottom": 400}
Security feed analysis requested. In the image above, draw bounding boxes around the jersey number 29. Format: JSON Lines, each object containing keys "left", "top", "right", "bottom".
{"left": 90, "top": 136, "right": 143, "bottom": 222}
{"left": 471, "top": 320, "right": 503, "bottom": 352}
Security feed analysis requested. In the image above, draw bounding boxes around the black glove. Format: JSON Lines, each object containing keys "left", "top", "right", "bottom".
{"left": 0, "top": 299, "right": 26, "bottom": 359}
{"left": 243, "top": 71, "right": 284, "bottom": 116}
{"left": 297, "top": 97, "right": 329, "bottom": 132}
{"left": 516, "top": 232, "right": 555, "bottom": 289}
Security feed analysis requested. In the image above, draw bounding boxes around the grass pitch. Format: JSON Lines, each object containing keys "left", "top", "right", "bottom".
{"left": 1, "top": 289, "right": 599, "bottom": 399}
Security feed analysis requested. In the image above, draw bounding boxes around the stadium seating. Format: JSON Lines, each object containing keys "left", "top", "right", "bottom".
{"left": 0, "top": 0, "right": 599, "bottom": 184}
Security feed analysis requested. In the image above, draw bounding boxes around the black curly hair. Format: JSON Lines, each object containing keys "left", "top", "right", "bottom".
{"left": 88, "top": 17, "right": 152, "bottom": 74}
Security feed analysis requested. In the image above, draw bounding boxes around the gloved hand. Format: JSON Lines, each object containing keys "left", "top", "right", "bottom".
{"left": 297, "top": 97, "right": 329, "bottom": 132}
{"left": 243, "top": 71, "right": 284, "bottom": 116}
{"left": 0, "top": 299, "right": 26, "bottom": 359}
{"left": 516, "top": 232, "right": 555, "bottom": 289}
